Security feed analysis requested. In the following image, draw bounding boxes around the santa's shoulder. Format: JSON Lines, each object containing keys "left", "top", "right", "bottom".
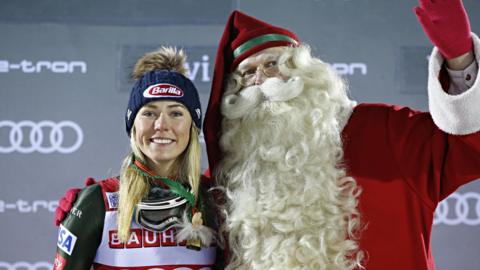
{"left": 343, "top": 103, "right": 432, "bottom": 133}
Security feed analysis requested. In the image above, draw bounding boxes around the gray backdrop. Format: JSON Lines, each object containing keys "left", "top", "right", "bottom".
{"left": 0, "top": 0, "right": 479, "bottom": 269}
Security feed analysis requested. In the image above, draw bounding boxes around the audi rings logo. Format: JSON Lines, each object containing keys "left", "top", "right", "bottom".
{"left": 0, "top": 261, "right": 52, "bottom": 270}
{"left": 0, "top": 121, "right": 83, "bottom": 154}
{"left": 434, "top": 192, "right": 480, "bottom": 226}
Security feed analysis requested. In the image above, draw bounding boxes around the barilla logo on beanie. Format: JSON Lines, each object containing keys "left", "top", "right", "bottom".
{"left": 143, "top": 83, "right": 184, "bottom": 98}
{"left": 125, "top": 70, "right": 202, "bottom": 136}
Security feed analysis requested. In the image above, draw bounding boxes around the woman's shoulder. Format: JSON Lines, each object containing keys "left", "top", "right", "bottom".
{"left": 75, "top": 177, "right": 119, "bottom": 207}
{"left": 77, "top": 177, "right": 120, "bottom": 211}
{"left": 97, "top": 176, "right": 120, "bottom": 193}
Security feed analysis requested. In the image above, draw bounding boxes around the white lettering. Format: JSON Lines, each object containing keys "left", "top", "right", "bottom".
{"left": 70, "top": 61, "right": 87, "bottom": 73}
{"left": 149, "top": 86, "right": 181, "bottom": 96}
{"left": 110, "top": 231, "right": 123, "bottom": 246}
{"left": 0, "top": 261, "right": 53, "bottom": 269}
{"left": 162, "top": 229, "right": 175, "bottom": 244}
{"left": 36, "top": 61, "right": 51, "bottom": 73}
{"left": 144, "top": 230, "right": 158, "bottom": 245}
{"left": 0, "top": 200, "right": 60, "bottom": 213}
{"left": 49, "top": 200, "right": 59, "bottom": 212}
{"left": 32, "top": 200, "right": 48, "bottom": 212}
{"left": 17, "top": 199, "right": 32, "bottom": 212}
{"left": 108, "top": 228, "right": 197, "bottom": 248}
{"left": 0, "top": 60, "right": 8, "bottom": 72}
{"left": 0, "top": 59, "right": 87, "bottom": 73}
{"left": 127, "top": 231, "right": 141, "bottom": 245}
{"left": 20, "top": 60, "right": 35, "bottom": 73}
{"left": 349, "top": 63, "right": 367, "bottom": 75}
{"left": 332, "top": 63, "right": 348, "bottom": 75}
{"left": 185, "top": 54, "right": 211, "bottom": 82}
{"left": 202, "top": 55, "right": 210, "bottom": 82}
{"left": 51, "top": 61, "right": 69, "bottom": 73}
{"left": 186, "top": 61, "right": 201, "bottom": 81}
{"left": 331, "top": 62, "right": 368, "bottom": 76}
{"left": 70, "top": 207, "right": 82, "bottom": 218}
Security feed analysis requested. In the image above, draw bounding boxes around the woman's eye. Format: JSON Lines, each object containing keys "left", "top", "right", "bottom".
{"left": 170, "top": 111, "right": 184, "bottom": 117}
{"left": 142, "top": 111, "right": 155, "bottom": 117}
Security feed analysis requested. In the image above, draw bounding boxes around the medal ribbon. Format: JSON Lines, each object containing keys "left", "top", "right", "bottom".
{"left": 129, "top": 157, "right": 195, "bottom": 207}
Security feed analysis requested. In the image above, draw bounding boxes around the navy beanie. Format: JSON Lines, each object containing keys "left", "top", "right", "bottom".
{"left": 125, "top": 70, "right": 202, "bottom": 136}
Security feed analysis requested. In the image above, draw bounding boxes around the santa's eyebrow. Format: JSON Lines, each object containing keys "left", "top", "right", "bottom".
{"left": 238, "top": 53, "right": 280, "bottom": 71}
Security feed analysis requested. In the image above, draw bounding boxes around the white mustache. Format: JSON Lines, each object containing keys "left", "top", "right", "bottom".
{"left": 221, "top": 85, "right": 263, "bottom": 120}
{"left": 221, "top": 76, "right": 304, "bottom": 120}
{"left": 261, "top": 76, "right": 304, "bottom": 102}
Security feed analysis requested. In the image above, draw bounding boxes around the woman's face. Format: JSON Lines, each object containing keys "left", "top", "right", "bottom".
{"left": 133, "top": 100, "right": 192, "bottom": 174}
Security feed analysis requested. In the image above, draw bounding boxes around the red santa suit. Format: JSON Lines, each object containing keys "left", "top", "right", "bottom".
{"left": 203, "top": 11, "right": 480, "bottom": 268}
{"left": 336, "top": 35, "right": 480, "bottom": 269}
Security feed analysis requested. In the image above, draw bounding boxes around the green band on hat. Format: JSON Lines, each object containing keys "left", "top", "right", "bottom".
{"left": 233, "top": 33, "right": 298, "bottom": 59}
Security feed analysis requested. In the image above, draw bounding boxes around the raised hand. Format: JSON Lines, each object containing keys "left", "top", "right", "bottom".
{"left": 414, "top": 0, "right": 473, "bottom": 59}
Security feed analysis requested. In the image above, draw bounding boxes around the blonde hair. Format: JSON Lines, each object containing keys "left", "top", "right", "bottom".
{"left": 116, "top": 46, "right": 202, "bottom": 242}
{"left": 117, "top": 125, "right": 201, "bottom": 242}
{"left": 132, "top": 46, "right": 187, "bottom": 79}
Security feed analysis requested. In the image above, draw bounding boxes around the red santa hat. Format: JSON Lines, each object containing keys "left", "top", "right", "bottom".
{"left": 204, "top": 10, "right": 300, "bottom": 174}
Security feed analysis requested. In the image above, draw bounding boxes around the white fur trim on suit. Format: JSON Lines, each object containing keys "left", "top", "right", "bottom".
{"left": 428, "top": 32, "right": 480, "bottom": 135}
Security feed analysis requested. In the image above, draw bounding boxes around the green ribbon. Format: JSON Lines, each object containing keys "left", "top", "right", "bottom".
{"left": 155, "top": 176, "right": 195, "bottom": 207}
{"left": 233, "top": 33, "right": 298, "bottom": 59}
{"left": 130, "top": 161, "right": 196, "bottom": 207}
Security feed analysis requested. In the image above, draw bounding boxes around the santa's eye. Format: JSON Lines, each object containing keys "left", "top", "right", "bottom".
{"left": 242, "top": 68, "right": 257, "bottom": 77}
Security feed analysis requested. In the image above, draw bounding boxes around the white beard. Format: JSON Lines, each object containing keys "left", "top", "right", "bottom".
{"left": 218, "top": 72, "right": 362, "bottom": 269}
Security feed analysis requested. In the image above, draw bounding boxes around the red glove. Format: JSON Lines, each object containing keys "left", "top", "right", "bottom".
{"left": 54, "top": 177, "right": 97, "bottom": 226}
{"left": 414, "top": 0, "right": 473, "bottom": 59}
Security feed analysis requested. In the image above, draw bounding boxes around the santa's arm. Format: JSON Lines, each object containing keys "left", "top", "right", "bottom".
{"left": 414, "top": 0, "right": 480, "bottom": 134}
{"left": 427, "top": 33, "right": 480, "bottom": 135}
{"left": 382, "top": 38, "right": 480, "bottom": 202}
{"left": 380, "top": 0, "right": 480, "bottom": 204}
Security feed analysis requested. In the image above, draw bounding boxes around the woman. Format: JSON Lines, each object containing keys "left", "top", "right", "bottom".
{"left": 53, "top": 47, "right": 217, "bottom": 270}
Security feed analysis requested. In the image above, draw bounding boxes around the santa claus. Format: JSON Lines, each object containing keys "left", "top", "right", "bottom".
{"left": 202, "top": 0, "right": 480, "bottom": 269}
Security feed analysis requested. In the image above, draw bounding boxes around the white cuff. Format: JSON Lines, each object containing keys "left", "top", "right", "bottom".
{"left": 428, "top": 32, "right": 480, "bottom": 135}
